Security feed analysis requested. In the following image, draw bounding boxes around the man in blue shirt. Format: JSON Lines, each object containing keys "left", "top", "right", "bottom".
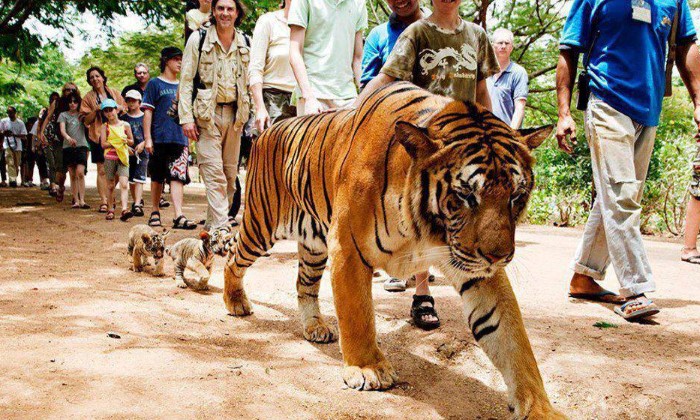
{"left": 360, "top": 0, "right": 424, "bottom": 88}
{"left": 556, "top": 0, "right": 700, "bottom": 321}
{"left": 487, "top": 28, "right": 529, "bottom": 128}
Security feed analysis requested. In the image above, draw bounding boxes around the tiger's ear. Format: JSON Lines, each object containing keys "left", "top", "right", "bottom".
{"left": 395, "top": 121, "right": 440, "bottom": 159}
{"left": 199, "top": 230, "right": 211, "bottom": 240}
{"left": 161, "top": 229, "right": 170, "bottom": 239}
{"left": 141, "top": 233, "right": 152, "bottom": 245}
{"left": 517, "top": 125, "right": 553, "bottom": 150}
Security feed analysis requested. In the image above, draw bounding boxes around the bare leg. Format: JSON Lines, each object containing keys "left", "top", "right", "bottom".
{"left": 683, "top": 197, "right": 700, "bottom": 258}
{"left": 76, "top": 165, "right": 86, "bottom": 205}
{"left": 68, "top": 167, "right": 77, "bottom": 203}
{"left": 119, "top": 176, "right": 129, "bottom": 212}
{"left": 170, "top": 180, "right": 185, "bottom": 218}
{"left": 151, "top": 181, "right": 162, "bottom": 212}
{"left": 96, "top": 162, "right": 107, "bottom": 206}
{"left": 455, "top": 269, "right": 565, "bottom": 418}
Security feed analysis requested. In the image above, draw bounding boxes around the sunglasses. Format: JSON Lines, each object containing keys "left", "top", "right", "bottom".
{"left": 69, "top": 99, "right": 79, "bottom": 104}
{"left": 102, "top": 107, "right": 116, "bottom": 112}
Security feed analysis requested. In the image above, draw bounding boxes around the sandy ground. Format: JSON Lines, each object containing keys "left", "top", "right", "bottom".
{"left": 1, "top": 176, "right": 699, "bottom": 419}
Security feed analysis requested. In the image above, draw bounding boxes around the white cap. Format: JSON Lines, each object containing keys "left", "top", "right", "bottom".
{"left": 124, "top": 90, "right": 142, "bottom": 101}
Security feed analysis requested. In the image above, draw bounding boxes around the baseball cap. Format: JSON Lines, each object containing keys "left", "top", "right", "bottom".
{"left": 100, "top": 98, "right": 118, "bottom": 110}
{"left": 124, "top": 90, "right": 142, "bottom": 101}
{"left": 161, "top": 46, "right": 183, "bottom": 60}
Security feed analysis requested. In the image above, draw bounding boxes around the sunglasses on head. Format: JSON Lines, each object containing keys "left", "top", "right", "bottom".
{"left": 64, "top": 88, "right": 76, "bottom": 92}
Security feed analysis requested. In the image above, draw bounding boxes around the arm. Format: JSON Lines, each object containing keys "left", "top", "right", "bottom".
{"left": 100, "top": 124, "right": 109, "bottom": 149}
{"left": 58, "top": 120, "right": 75, "bottom": 146}
{"left": 39, "top": 101, "right": 57, "bottom": 142}
{"left": 352, "top": 31, "right": 364, "bottom": 90}
{"left": 124, "top": 123, "right": 134, "bottom": 146}
{"left": 676, "top": 42, "right": 700, "bottom": 138}
{"left": 352, "top": 73, "right": 396, "bottom": 109}
{"left": 510, "top": 98, "right": 527, "bottom": 129}
{"left": 179, "top": 32, "right": 200, "bottom": 140}
{"left": 289, "top": 25, "right": 323, "bottom": 114}
{"left": 143, "top": 108, "right": 154, "bottom": 154}
{"left": 555, "top": 49, "right": 580, "bottom": 154}
{"left": 249, "top": 17, "right": 271, "bottom": 132}
{"left": 476, "top": 79, "right": 492, "bottom": 111}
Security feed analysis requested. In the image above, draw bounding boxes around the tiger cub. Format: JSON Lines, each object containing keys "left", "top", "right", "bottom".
{"left": 127, "top": 224, "right": 170, "bottom": 276}
{"left": 167, "top": 228, "right": 233, "bottom": 290}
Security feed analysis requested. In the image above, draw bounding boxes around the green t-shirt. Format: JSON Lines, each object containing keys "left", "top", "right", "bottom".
{"left": 57, "top": 111, "right": 89, "bottom": 149}
{"left": 381, "top": 19, "right": 499, "bottom": 102}
{"left": 288, "top": 0, "right": 368, "bottom": 100}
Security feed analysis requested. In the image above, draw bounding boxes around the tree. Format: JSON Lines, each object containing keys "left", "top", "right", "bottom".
{"left": 0, "top": 0, "right": 183, "bottom": 63}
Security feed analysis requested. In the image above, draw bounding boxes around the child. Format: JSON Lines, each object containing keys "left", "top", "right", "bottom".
{"left": 121, "top": 90, "right": 149, "bottom": 217}
{"left": 58, "top": 91, "right": 90, "bottom": 209}
{"left": 100, "top": 98, "right": 134, "bottom": 221}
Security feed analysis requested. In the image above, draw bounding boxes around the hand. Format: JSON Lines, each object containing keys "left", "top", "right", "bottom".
{"left": 135, "top": 142, "right": 145, "bottom": 154}
{"left": 68, "top": 138, "right": 77, "bottom": 147}
{"left": 301, "top": 97, "right": 324, "bottom": 115}
{"left": 255, "top": 107, "right": 271, "bottom": 133}
{"left": 182, "top": 122, "right": 199, "bottom": 141}
{"left": 556, "top": 114, "right": 578, "bottom": 154}
{"left": 145, "top": 139, "right": 154, "bottom": 154}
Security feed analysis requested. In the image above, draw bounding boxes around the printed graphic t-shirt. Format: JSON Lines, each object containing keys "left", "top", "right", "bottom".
{"left": 381, "top": 19, "right": 499, "bottom": 102}
{"left": 141, "top": 77, "right": 188, "bottom": 146}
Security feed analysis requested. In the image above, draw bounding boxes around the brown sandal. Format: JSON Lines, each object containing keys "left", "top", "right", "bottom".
{"left": 105, "top": 210, "right": 115, "bottom": 220}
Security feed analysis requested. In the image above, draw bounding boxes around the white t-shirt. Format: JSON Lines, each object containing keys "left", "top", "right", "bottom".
{"left": 1, "top": 117, "right": 27, "bottom": 151}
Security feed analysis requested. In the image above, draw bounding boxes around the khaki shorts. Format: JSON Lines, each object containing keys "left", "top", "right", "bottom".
{"left": 104, "top": 158, "right": 129, "bottom": 181}
{"left": 690, "top": 141, "right": 700, "bottom": 199}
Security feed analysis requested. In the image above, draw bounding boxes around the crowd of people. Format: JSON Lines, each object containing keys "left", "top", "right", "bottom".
{"left": 0, "top": 0, "right": 699, "bottom": 324}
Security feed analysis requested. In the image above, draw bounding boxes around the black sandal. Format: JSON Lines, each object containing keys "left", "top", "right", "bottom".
{"left": 159, "top": 197, "right": 170, "bottom": 208}
{"left": 148, "top": 211, "right": 162, "bottom": 227}
{"left": 411, "top": 295, "right": 440, "bottom": 331}
{"left": 132, "top": 204, "right": 144, "bottom": 217}
{"left": 173, "top": 215, "right": 197, "bottom": 230}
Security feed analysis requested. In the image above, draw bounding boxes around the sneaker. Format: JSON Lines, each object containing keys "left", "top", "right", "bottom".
{"left": 21, "top": 182, "right": 30, "bottom": 187}
{"left": 0, "top": 181, "right": 7, "bottom": 187}
{"left": 40, "top": 180, "right": 50, "bottom": 190}
{"left": 9, "top": 181, "right": 17, "bottom": 188}
{"left": 383, "top": 277, "right": 407, "bottom": 292}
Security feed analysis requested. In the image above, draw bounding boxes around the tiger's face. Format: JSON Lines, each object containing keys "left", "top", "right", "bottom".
{"left": 143, "top": 230, "right": 170, "bottom": 259}
{"left": 208, "top": 227, "right": 235, "bottom": 257}
{"left": 397, "top": 101, "right": 552, "bottom": 279}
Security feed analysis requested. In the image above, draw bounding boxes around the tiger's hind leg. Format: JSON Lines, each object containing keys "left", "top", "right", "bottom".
{"left": 297, "top": 242, "right": 337, "bottom": 343}
{"left": 224, "top": 229, "right": 272, "bottom": 316}
{"left": 456, "top": 269, "right": 566, "bottom": 419}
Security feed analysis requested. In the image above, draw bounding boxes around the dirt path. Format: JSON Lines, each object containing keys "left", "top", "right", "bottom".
{"left": 1, "top": 183, "right": 699, "bottom": 419}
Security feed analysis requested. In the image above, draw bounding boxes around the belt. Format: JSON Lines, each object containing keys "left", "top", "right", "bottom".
{"left": 216, "top": 101, "right": 236, "bottom": 106}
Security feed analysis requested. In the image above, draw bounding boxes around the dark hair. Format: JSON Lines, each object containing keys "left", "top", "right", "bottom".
{"left": 210, "top": 0, "right": 247, "bottom": 27}
{"left": 7, "top": 106, "right": 16, "bottom": 113}
{"left": 49, "top": 91, "right": 60, "bottom": 103}
{"left": 86, "top": 66, "right": 108, "bottom": 87}
{"left": 66, "top": 91, "right": 82, "bottom": 105}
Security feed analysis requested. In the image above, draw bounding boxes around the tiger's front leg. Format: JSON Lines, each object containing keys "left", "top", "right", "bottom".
{"left": 153, "top": 256, "right": 165, "bottom": 277}
{"left": 184, "top": 256, "right": 211, "bottom": 290}
{"left": 456, "top": 269, "right": 566, "bottom": 419}
{"left": 328, "top": 227, "right": 397, "bottom": 391}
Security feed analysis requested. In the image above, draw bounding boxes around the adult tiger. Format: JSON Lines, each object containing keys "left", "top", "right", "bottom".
{"left": 224, "top": 82, "right": 564, "bottom": 418}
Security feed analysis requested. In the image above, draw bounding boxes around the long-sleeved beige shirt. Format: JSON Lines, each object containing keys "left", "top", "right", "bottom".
{"left": 248, "top": 10, "right": 296, "bottom": 92}
{"left": 179, "top": 26, "right": 251, "bottom": 131}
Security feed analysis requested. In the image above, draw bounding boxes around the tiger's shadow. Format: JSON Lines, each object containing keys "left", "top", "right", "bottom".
{"left": 247, "top": 298, "right": 511, "bottom": 419}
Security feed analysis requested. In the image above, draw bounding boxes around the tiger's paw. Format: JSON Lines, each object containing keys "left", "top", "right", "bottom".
{"left": 302, "top": 318, "right": 338, "bottom": 343}
{"left": 175, "top": 278, "right": 188, "bottom": 289}
{"left": 225, "top": 289, "right": 253, "bottom": 316}
{"left": 511, "top": 396, "right": 568, "bottom": 420}
{"left": 342, "top": 360, "right": 397, "bottom": 391}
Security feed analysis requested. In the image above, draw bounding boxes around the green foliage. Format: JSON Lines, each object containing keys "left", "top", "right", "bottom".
{"left": 0, "top": 45, "right": 74, "bottom": 120}
{"left": 0, "top": 0, "right": 183, "bottom": 63}
{"left": 74, "top": 23, "right": 185, "bottom": 94}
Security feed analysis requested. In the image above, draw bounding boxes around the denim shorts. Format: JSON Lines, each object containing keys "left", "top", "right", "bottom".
{"left": 129, "top": 153, "right": 149, "bottom": 184}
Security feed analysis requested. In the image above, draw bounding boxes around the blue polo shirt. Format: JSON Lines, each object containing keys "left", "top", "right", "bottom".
{"left": 560, "top": 0, "right": 696, "bottom": 126}
{"left": 360, "top": 13, "right": 412, "bottom": 86}
{"left": 486, "top": 62, "right": 529, "bottom": 125}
